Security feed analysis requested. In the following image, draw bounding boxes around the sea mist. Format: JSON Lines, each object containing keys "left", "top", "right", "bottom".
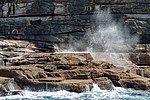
{"left": 55, "top": 6, "right": 139, "bottom": 67}
{"left": 86, "top": 7, "right": 139, "bottom": 52}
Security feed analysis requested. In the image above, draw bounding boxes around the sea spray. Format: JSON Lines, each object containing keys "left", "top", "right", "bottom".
{"left": 55, "top": 7, "right": 139, "bottom": 52}
{"left": 1, "top": 85, "right": 149, "bottom": 100}
{"left": 54, "top": 7, "right": 139, "bottom": 67}
{"left": 85, "top": 84, "right": 90, "bottom": 92}
{"left": 7, "top": 81, "right": 16, "bottom": 91}
{"left": 91, "top": 84, "right": 101, "bottom": 92}
{"left": 86, "top": 7, "right": 139, "bottom": 52}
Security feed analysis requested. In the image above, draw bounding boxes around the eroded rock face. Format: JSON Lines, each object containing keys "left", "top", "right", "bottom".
{"left": 0, "top": 52, "right": 149, "bottom": 92}
{"left": 0, "top": 67, "right": 47, "bottom": 87}
{"left": 93, "top": 77, "right": 113, "bottom": 90}
{"left": 0, "top": 0, "right": 149, "bottom": 93}
{"left": 0, "top": 39, "right": 149, "bottom": 92}
{"left": 119, "top": 78, "right": 150, "bottom": 90}
{"left": 0, "top": 0, "right": 149, "bottom": 50}
{"left": 0, "top": 52, "right": 117, "bottom": 92}
{"left": 26, "top": 1, "right": 55, "bottom": 14}
{"left": 103, "top": 68, "right": 150, "bottom": 90}
{"left": 0, "top": 77, "right": 20, "bottom": 96}
{"left": 130, "top": 53, "right": 150, "bottom": 65}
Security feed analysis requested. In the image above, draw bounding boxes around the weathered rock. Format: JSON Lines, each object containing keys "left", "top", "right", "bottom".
{"left": 93, "top": 77, "right": 113, "bottom": 90}
{"left": 57, "top": 79, "right": 93, "bottom": 93}
{"left": 72, "top": 74, "right": 91, "bottom": 79}
{"left": 0, "top": 52, "right": 149, "bottom": 92}
{"left": 0, "top": 0, "right": 150, "bottom": 48}
{"left": 133, "top": 44, "right": 150, "bottom": 53}
{"left": 130, "top": 53, "right": 150, "bottom": 65}
{"left": 57, "top": 65, "right": 72, "bottom": 70}
{"left": 26, "top": 1, "right": 55, "bottom": 14}
{"left": 103, "top": 68, "right": 139, "bottom": 86}
{"left": 104, "top": 69, "right": 122, "bottom": 86}
{"left": 119, "top": 78, "right": 150, "bottom": 90}
{"left": 26, "top": 79, "right": 94, "bottom": 93}
{"left": 44, "top": 65, "right": 57, "bottom": 72}
{"left": 135, "top": 66, "right": 150, "bottom": 78}
{"left": 0, "top": 77, "right": 20, "bottom": 96}
{"left": 0, "top": 66, "right": 48, "bottom": 87}
{"left": 0, "top": 0, "right": 150, "bottom": 93}
{"left": 59, "top": 69, "right": 104, "bottom": 79}
{"left": 38, "top": 77, "right": 64, "bottom": 82}
{"left": 93, "top": 61, "right": 116, "bottom": 69}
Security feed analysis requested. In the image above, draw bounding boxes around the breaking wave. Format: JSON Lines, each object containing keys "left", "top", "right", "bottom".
{"left": 0, "top": 84, "right": 149, "bottom": 100}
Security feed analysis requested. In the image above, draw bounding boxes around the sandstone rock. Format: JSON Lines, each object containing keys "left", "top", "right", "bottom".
{"left": 94, "top": 61, "right": 115, "bottom": 69}
{"left": 0, "top": 0, "right": 150, "bottom": 93}
{"left": 0, "top": 77, "right": 20, "bottom": 96}
{"left": 58, "top": 81, "right": 93, "bottom": 93}
{"left": 0, "top": 52, "right": 149, "bottom": 92}
{"left": 119, "top": 78, "right": 150, "bottom": 90}
{"left": 138, "top": 53, "right": 150, "bottom": 65}
{"left": 93, "top": 77, "right": 113, "bottom": 90}
{"left": 130, "top": 53, "right": 150, "bottom": 65}
{"left": 103, "top": 69, "right": 121, "bottom": 86}
{"left": 28, "top": 79, "right": 93, "bottom": 93}
{"left": 72, "top": 74, "right": 91, "bottom": 79}
{"left": 38, "top": 77, "right": 64, "bottom": 82}
{"left": 137, "top": 66, "right": 150, "bottom": 78}
{"left": 51, "top": 53, "right": 93, "bottom": 66}
{"left": 103, "top": 69, "right": 136, "bottom": 86}
{"left": 103, "top": 67, "right": 150, "bottom": 90}
{"left": 57, "top": 65, "right": 72, "bottom": 70}
{"left": 44, "top": 65, "right": 57, "bottom": 72}
{"left": 0, "top": 1, "right": 150, "bottom": 49}
{"left": 133, "top": 44, "right": 150, "bottom": 53}
{"left": 0, "top": 67, "right": 48, "bottom": 87}
{"left": 59, "top": 69, "right": 104, "bottom": 79}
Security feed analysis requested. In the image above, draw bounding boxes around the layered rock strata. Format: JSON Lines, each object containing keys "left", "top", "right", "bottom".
{"left": 0, "top": 0, "right": 149, "bottom": 94}
{"left": 0, "top": 50, "right": 149, "bottom": 93}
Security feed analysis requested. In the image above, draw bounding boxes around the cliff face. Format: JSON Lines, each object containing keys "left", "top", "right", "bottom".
{"left": 0, "top": 0, "right": 149, "bottom": 46}
{"left": 0, "top": 0, "right": 149, "bottom": 63}
{"left": 0, "top": 0, "right": 150, "bottom": 93}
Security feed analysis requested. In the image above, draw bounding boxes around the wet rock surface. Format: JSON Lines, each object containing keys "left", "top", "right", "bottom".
{"left": 119, "top": 77, "right": 150, "bottom": 90}
{"left": 0, "top": 77, "right": 20, "bottom": 96}
{"left": 0, "top": 50, "right": 149, "bottom": 93}
{"left": 0, "top": 0, "right": 149, "bottom": 94}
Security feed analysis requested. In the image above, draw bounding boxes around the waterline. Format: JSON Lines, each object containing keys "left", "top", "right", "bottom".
{"left": 0, "top": 86, "right": 149, "bottom": 100}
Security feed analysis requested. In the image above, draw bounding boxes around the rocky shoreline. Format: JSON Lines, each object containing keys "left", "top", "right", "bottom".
{"left": 0, "top": 41, "right": 149, "bottom": 94}
{"left": 0, "top": 0, "right": 149, "bottom": 96}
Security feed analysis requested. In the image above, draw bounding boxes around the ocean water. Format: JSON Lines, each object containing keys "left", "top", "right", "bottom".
{"left": 0, "top": 84, "right": 150, "bottom": 100}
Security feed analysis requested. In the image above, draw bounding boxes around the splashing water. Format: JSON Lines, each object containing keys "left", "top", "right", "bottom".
{"left": 86, "top": 8, "right": 139, "bottom": 53}
{"left": 55, "top": 7, "right": 139, "bottom": 53}
{"left": 0, "top": 84, "right": 149, "bottom": 100}
{"left": 7, "top": 81, "right": 16, "bottom": 91}
{"left": 54, "top": 7, "right": 139, "bottom": 67}
{"left": 85, "top": 7, "right": 139, "bottom": 67}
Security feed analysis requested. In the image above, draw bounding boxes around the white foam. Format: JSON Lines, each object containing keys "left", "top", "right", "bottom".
{"left": 0, "top": 85, "right": 149, "bottom": 100}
